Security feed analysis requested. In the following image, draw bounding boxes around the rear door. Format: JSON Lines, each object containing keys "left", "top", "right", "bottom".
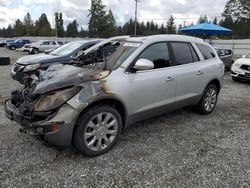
{"left": 169, "top": 42, "right": 207, "bottom": 108}
{"left": 48, "top": 41, "right": 57, "bottom": 49}
{"left": 40, "top": 41, "right": 50, "bottom": 51}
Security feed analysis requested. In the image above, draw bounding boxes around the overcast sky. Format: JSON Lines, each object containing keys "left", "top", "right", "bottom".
{"left": 0, "top": 0, "right": 228, "bottom": 29}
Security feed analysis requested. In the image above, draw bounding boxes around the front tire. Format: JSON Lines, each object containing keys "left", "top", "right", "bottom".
{"left": 31, "top": 48, "right": 39, "bottom": 54}
{"left": 73, "top": 105, "right": 122, "bottom": 157}
{"left": 197, "top": 84, "right": 218, "bottom": 115}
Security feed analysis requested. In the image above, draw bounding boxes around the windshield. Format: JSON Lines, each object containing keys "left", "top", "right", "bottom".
{"left": 81, "top": 41, "right": 140, "bottom": 70}
{"left": 50, "top": 41, "right": 86, "bottom": 56}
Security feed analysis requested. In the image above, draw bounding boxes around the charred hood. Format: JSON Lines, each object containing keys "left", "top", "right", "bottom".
{"left": 16, "top": 54, "right": 64, "bottom": 65}
{"left": 32, "top": 64, "right": 110, "bottom": 94}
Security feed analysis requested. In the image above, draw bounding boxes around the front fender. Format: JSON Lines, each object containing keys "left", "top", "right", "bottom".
{"left": 66, "top": 81, "right": 128, "bottom": 124}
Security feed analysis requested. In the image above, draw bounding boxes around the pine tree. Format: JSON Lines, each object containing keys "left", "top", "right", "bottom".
{"left": 103, "top": 9, "right": 116, "bottom": 37}
{"left": 220, "top": 0, "right": 250, "bottom": 38}
{"left": 23, "top": 12, "right": 33, "bottom": 36}
{"left": 198, "top": 15, "right": 209, "bottom": 24}
{"left": 122, "top": 18, "right": 134, "bottom": 35}
{"left": 35, "top": 13, "right": 52, "bottom": 36}
{"left": 166, "top": 15, "right": 176, "bottom": 34}
{"left": 222, "top": 0, "right": 250, "bottom": 22}
{"left": 213, "top": 17, "right": 218, "bottom": 24}
{"left": 79, "top": 27, "right": 88, "bottom": 37}
{"left": 13, "top": 19, "right": 25, "bottom": 36}
{"left": 66, "top": 20, "right": 78, "bottom": 37}
{"left": 88, "top": 0, "right": 107, "bottom": 37}
{"left": 159, "top": 24, "right": 166, "bottom": 34}
{"left": 55, "top": 12, "right": 64, "bottom": 37}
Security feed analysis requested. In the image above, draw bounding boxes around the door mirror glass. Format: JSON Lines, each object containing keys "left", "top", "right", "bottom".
{"left": 134, "top": 59, "right": 154, "bottom": 71}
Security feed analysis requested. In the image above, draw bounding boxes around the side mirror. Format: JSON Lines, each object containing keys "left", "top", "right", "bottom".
{"left": 134, "top": 59, "right": 154, "bottom": 71}
{"left": 242, "top": 55, "right": 246, "bottom": 58}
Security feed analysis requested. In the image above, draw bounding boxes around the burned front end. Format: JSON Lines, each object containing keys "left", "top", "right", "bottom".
{"left": 4, "top": 38, "right": 131, "bottom": 146}
{"left": 4, "top": 64, "right": 110, "bottom": 146}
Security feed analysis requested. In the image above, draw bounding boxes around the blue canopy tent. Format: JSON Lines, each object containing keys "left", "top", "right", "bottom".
{"left": 180, "top": 23, "right": 233, "bottom": 36}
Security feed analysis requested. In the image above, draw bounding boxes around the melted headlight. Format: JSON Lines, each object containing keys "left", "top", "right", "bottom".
{"left": 34, "top": 87, "right": 81, "bottom": 112}
{"left": 23, "top": 64, "right": 41, "bottom": 72}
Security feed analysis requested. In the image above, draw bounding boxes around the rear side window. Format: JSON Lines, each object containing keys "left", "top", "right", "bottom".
{"left": 225, "top": 50, "right": 232, "bottom": 55}
{"left": 42, "top": 41, "right": 49, "bottom": 45}
{"left": 171, "top": 42, "right": 199, "bottom": 65}
{"left": 196, "top": 44, "right": 216, "bottom": 60}
{"left": 57, "top": 41, "right": 64, "bottom": 45}
{"left": 50, "top": 41, "right": 56, "bottom": 45}
{"left": 136, "top": 42, "right": 171, "bottom": 69}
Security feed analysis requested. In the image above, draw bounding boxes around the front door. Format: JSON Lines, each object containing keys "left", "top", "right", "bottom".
{"left": 127, "top": 42, "right": 176, "bottom": 122}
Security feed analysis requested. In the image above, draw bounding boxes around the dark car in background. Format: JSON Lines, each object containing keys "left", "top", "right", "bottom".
{"left": 216, "top": 48, "right": 234, "bottom": 70}
{"left": 11, "top": 40, "right": 100, "bottom": 84}
{"left": 6, "top": 39, "right": 32, "bottom": 50}
{"left": 0, "top": 39, "right": 15, "bottom": 47}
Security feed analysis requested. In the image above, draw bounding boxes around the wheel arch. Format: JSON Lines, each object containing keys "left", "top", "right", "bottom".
{"left": 73, "top": 97, "right": 129, "bottom": 140}
{"left": 206, "top": 78, "right": 221, "bottom": 92}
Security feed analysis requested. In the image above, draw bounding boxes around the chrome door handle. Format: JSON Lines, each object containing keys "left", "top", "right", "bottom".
{"left": 165, "top": 77, "right": 174, "bottom": 82}
{"left": 196, "top": 71, "right": 204, "bottom": 75}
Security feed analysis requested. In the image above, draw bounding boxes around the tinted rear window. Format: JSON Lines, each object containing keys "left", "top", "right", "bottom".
{"left": 171, "top": 42, "right": 199, "bottom": 65}
{"left": 196, "top": 44, "right": 216, "bottom": 60}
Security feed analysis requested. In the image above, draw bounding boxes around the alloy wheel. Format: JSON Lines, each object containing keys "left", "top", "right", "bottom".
{"left": 83, "top": 112, "right": 118, "bottom": 152}
{"left": 204, "top": 88, "right": 217, "bottom": 112}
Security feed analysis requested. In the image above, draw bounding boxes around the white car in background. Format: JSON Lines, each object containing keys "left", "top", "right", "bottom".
{"left": 231, "top": 54, "right": 250, "bottom": 82}
{"left": 28, "top": 40, "right": 64, "bottom": 54}
{"left": 16, "top": 44, "right": 32, "bottom": 52}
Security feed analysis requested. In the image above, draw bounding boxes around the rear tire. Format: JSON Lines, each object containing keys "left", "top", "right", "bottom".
{"left": 196, "top": 84, "right": 218, "bottom": 115}
{"left": 73, "top": 105, "right": 122, "bottom": 157}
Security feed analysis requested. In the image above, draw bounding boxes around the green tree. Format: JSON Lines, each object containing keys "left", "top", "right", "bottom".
{"left": 213, "top": 17, "right": 218, "bottom": 24}
{"left": 159, "top": 24, "right": 166, "bottom": 34}
{"left": 198, "top": 15, "right": 209, "bottom": 24}
{"left": 35, "top": 13, "right": 52, "bottom": 36}
{"left": 88, "top": 0, "right": 107, "bottom": 37}
{"left": 13, "top": 19, "right": 25, "bottom": 36}
{"left": 122, "top": 18, "right": 134, "bottom": 35}
{"left": 220, "top": 0, "right": 250, "bottom": 38}
{"left": 166, "top": 15, "right": 176, "bottom": 34}
{"left": 23, "top": 12, "right": 34, "bottom": 36}
{"left": 103, "top": 9, "right": 116, "bottom": 37}
{"left": 55, "top": 12, "right": 64, "bottom": 37}
{"left": 66, "top": 20, "right": 78, "bottom": 37}
{"left": 79, "top": 27, "right": 88, "bottom": 37}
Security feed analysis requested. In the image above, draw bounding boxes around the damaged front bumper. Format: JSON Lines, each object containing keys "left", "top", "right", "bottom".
{"left": 4, "top": 99, "right": 77, "bottom": 146}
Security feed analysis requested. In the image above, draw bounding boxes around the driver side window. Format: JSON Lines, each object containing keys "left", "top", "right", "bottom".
{"left": 136, "top": 42, "right": 171, "bottom": 69}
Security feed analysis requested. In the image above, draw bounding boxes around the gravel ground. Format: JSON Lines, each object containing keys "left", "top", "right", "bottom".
{"left": 0, "top": 48, "right": 250, "bottom": 187}
{"left": 0, "top": 48, "right": 25, "bottom": 103}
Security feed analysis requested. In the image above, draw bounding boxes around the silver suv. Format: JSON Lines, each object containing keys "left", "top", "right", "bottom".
{"left": 4, "top": 35, "right": 224, "bottom": 156}
{"left": 28, "top": 40, "right": 64, "bottom": 54}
